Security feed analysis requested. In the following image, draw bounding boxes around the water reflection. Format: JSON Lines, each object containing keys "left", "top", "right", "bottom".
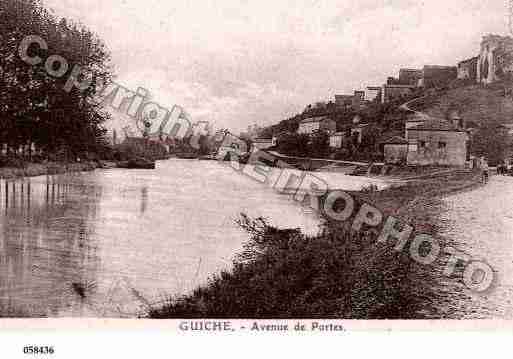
{"left": 0, "top": 160, "right": 322, "bottom": 318}
{"left": 0, "top": 175, "right": 102, "bottom": 317}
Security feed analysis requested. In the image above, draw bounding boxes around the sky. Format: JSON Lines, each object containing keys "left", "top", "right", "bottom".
{"left": 42, "top": 0, "right": 510, "bottom": 133}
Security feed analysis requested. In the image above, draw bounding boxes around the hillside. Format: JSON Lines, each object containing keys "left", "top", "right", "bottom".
{"left": 410, "top": 81, "right": 513, "bottom": 127}
{"left": 406, "top": 81, "right": 513, "bottom": 165}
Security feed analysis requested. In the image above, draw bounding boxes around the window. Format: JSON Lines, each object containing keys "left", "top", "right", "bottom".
{"left": 438, "top": 142, "right": 447, "bottom": 149}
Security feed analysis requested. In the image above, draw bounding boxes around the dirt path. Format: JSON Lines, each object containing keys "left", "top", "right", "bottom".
{"left": 440, "top": 175, "right": 513, "bottom": 318}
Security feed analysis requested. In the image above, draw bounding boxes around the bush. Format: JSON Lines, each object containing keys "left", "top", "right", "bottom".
{"left": 148, "top": 211, "right": 443, "bottom": 319}
{"left": 0, "top": 156, "right": 26, "bottom": 168}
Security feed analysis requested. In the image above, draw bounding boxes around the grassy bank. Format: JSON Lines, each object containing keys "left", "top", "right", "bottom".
{"left": 148, "top": 170, "right": 482, "bottom": 319}
{"left": 0, "top": 161, "right": 98, "bottom": 179}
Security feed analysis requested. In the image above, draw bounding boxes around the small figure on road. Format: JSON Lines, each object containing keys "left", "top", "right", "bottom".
{"left": 481, "top": 158, "right": 489, "bottom": 184}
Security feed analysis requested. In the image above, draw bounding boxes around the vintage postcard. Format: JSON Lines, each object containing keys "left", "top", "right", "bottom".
{"left": 1, "top": 0, "right": 513, "bottom": 356}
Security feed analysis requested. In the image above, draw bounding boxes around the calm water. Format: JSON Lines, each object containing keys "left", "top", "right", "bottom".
{"left": 0, "top": 159, "right": 388, "bottom": 318}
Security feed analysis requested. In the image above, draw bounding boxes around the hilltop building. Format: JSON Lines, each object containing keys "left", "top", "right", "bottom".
{"left": 335, "top": 94, "right": 353, "bottom": 109}
{"left": 457, "top": 56, "right": 478, "bottom": 81}
{"left": 382, "top": 84, "right": 416, "bottom": 103}
{"left": 386, "top": 69, "right": 422, "bottom": 87}
{"left": 477, "top": 34, "right": 513, "bottom": 84}
{"left": 335, "top": 91, "right": 366, "bottom": 111}
{"left": 399, "top": 68, "right": 423, "bottom": 86}
{"left": 366, "top": 86, "right": 382, "bottom": 102}
{"left": 420, "top": 65, "right": 457, "bottom": 88}
{"left": 352, "top": 91, "right": 365, "bottom": 111}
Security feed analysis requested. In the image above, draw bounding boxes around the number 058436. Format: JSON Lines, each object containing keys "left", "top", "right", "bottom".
{"left": 23, "top": 346, "right": 55, "bottom": 355}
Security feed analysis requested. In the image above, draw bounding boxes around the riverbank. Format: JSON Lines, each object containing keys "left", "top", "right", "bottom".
{"left": 0, "top": 161, "right": 98, "bottom": 179}
{"left": 147, "top": 169, "right": 483, "bottom": 319}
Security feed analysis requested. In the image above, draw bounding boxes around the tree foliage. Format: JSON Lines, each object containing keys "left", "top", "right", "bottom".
{"left": 0, "top": 0, "right": 112, "bottom": 160}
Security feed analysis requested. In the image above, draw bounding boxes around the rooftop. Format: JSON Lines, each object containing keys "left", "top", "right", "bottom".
{"left": 458, "top": 56, "right": 479, "bottom": 65}
{"left": 381, "top": 136, "right": 409, "bottom": 145}
{"left": 409, "top": 118, "right": 466, "bottom": 132}
{"left": 424, "top": 65, "right": 457, "bottom": 70}
{"left": 406, "top": 112, "right": 430, "bottom": 122}
{"left": 300, "top": 116, "right": 332, "bottom": 124}
{"left": 383, "top": 84, "right": 417, "bottom": 88}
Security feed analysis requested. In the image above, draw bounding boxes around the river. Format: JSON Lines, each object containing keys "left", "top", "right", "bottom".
{"left": 0, "top": 159, "right": 388, "bottom": 318}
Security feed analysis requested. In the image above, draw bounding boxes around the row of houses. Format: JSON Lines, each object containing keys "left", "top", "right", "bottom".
{"left": 292, "top": 92, "right": 473, "bottom": 167}
{"left": 297, "top": 114, "right": 370, "bottom": 148}
{"left": 307, "top": 38, "right": 502, "bottom": 116}
{"left": 251, "top": 34, "right": 513, "bottom": 166}
{"left": 333, "top": 64, "right": 459, "bottom": 109}
{"left": 345, "top": 35, "right": 513, "bottom": 106}
{"left": 380, "top": 34, "right": 513, "bottom": 167}
{"left": 381, "top": 65, "right": 458, "bottom": 103}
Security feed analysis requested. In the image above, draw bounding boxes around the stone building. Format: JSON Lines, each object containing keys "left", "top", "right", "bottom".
{"left": 477, "top": 35, "right": 513, "bottom": 84}
{"left": 352, "top": 90, "right": 365, "bottom": 111}
{"left": 251, "top": 138, "right": 274, "bottom": 151}
{"left": 298, "top": 116, "right": 337, "bottom": 135}
{"left": 382, "top": 136, "right": 409, "bottom": 164}
{"left": 406, "top": 119, "right": 469, "bottom": 167}
{"left": 335, "top": 95, "right": 353, "bottom": 109}
{"left": 335, "top": 92, "right": 365, "bottom": 111}
{"left": 457, "top": 56, "right": 478, "bottom": 81}
{"left": 399, "top": 68, "right": 423, "bottom": 86}
{"left": 382, "top": 84, "right": 416, "bottom": 103}
{"left": 405, "top": 112, "right": 429, "bottom": 139}
{"left": 366, "top": 86, "right": 382, "bottom": 102}
{"left": 421, "top": 65, "right": 457, "bottom": 88}
{"left": 329, "top": 132, "right": 348, "bottom": 149}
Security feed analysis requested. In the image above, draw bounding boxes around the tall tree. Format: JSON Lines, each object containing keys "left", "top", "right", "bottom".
{"left": 0, "top": 0, "right": 112, "bottom": 160}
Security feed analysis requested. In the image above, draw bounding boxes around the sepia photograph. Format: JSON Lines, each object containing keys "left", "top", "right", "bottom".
{"left": 1, "top": 0, "right": 513, "bottom": 353}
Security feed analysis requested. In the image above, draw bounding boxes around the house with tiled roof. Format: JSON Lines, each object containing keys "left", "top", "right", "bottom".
{"left": 297, "top": 115, "right": 336, "bottom": 135}
{"left": 406, "top": 118, "right": 469, "bottom": 167}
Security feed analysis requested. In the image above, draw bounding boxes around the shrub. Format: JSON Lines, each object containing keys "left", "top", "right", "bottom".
{"left": 148, "top": 212, "right": 443, "bottom": 319}
{"left": 0, "top": 156, "right": 26, "bottom": 168}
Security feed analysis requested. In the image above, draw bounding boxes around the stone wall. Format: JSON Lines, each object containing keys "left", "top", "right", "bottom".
{"left": 422, "top": 65, "right": 457, "bottom": 88}
{"left": 384, "top": 144, "right": 408, "bottom": 164}
{"left": 457, "top": 57, "right": 478, "bottom": 81}
{"left": 407, "top": 130, "right": 468, "bottom": 166}
{"left": 399, "top": 69, "right": 423, "bottom": 86}
{"left": 382, "top": 85, "right": 415, "bottom": 103}
{"left": 477, "top": 35, "right": 513, "bottom": 84}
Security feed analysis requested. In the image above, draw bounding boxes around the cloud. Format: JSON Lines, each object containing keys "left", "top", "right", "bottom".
{"left": 43, "top": 0, "right": 511, "bottom": 132}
